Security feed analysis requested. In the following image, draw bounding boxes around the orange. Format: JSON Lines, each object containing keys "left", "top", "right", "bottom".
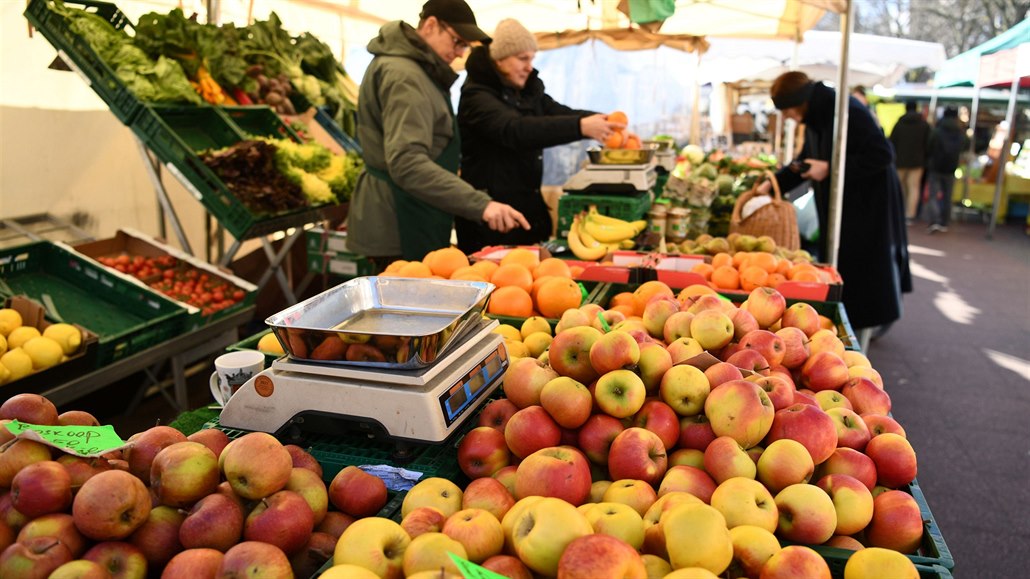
{"left": 631, "top": 281, "right": 674, "bottom": 316}
{"left": 449, "top": 266, "right": 487, "bottom": 282}
{"left": 739, "top": 265, "right": 769, "bottom": 292}
{"left": 531, "top": 275, "right": 556, "bottom": 301}
{"left": 534, "top": 258, "right": 571, "bottom": 280}
{"left": 500, "top": 248, "right": 540, "bottom": 270}
{"left": 767, "top": 272, "right": 787, "bottom": 288}
{"left": 604, "top": 131, "right": 625, "bottom": 149}
{"left": 536, "top": 277, "right": 583, "bottom": 319}
{"left": 623, "top": 133, "right": 641, "bottom": 150}
{"left": 711, "top": 265, "right": 740, "bottom": 290}
{"left": 491, "top": 264, "right": 534, "bottom": 293}
{"left": 397, "top": 261, "right": 432, "bottom": 278}
{"left": 732, "top": 251, "right": 750, "bottom": 268}
{"left": 383, "top": 260, "right": 408, "bottom": 274}
{"left": 690, "top": 262, "right": 714, "bottom": 281}
{"left": 791, "top": 269, "right": 822, "bottom": 283}
{"left": 775, "top": 258, "right": 793, "bottom": 276}
{"left": 569, "top": 265, "right": 585, "bottom": 278}
{"left": 749, "top": 252, "right": 778, "bottom": 274}
{"left": 788, "top": 262, "right": 819, "bottom": 281}
{"left": 608, "top": 111, "right": 629, "bottom": 125}
{"left": 711, "top": 252, "right": 733, "bottom": 270}
{"left": 425, "top": 247, "right": 469, "bottom": 278}
{"left": 471, "top": 259, "right": 499, "bottom": 281}
{"left": 609, "top": 291, "right": 636, "bottom": 309}
{"left": 610, "top": 304, "right": 635, "bottom": 318}
{"left": 488, "top": 286, "right": 533, "bottom": 318}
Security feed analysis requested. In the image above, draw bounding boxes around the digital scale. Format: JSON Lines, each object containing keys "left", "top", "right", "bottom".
{"left": 655, "top": 149, "right": 677, "bottom": 173}
{"left": 218, "top": 319, "right": 508, "bottom": 444}
{"left": 564, "top": 161, "right": 658, "bottom": 195}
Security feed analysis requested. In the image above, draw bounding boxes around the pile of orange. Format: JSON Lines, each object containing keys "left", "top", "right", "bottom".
{"left": 603, "top": 110, "right": 642, "bottom": 150}
{"left": 382, "top": 248, "right": 585, "bottom": 320}
{"left": 687, "top": 251, "right": 835, "bottom": 292}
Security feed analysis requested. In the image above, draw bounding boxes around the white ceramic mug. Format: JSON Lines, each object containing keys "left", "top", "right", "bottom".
{"left": 211, "top": 350, "right": 265, "bottom": 406}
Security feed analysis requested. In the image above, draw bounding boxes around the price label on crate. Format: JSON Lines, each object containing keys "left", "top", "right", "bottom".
{"left": 4, "top": 420, "right": 128, "bottom": 457}
{"left": 56, "top": 50, "right": 91, "bottom": 87}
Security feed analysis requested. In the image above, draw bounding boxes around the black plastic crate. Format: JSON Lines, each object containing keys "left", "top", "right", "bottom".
{"left": 24, "top": 0, "right": 141, "bottom": 125}
{"left": 557, "top": 191, "right": 651, "bottom": 238}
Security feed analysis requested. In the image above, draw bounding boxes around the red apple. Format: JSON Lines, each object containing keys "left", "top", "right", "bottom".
{"left": 82, "top": 541, "right": 147, "bottom": 579}
{"left": 752, "top": 375, "right": 796, "bottom": 411}
{"left": 57, "top": 454, "right": 111, "bottom": 493}
{"left": 477, "top": 398, "right": 519, "bottom": 432}
{"left": 458, "top": 426, "right": 511, "bottom": 479}
{"left": 637, "top": 343, "right": 673, "bottom": 395}
{"left": 745, "top": 287, "right": 787, "bottom": 328}
{"left": 577, "top": 414, "right": 625, "bottom": 465}
{"left": 244, "top": 489, "right": 314, "bottom": 556}
{"left": 502, "top": 357, "right": 559, "bottom": 409}
{"left": 548, "top": 326, "right": 603, "bottom": 384}
{"left": 217, "top": 542, "right": 292, "bottom": 578}
{"left": 11, "top": 460, "right": 72, "bottom": 518}
{"left": 865, "top": 490, "right": 924, "bottom": 553}
{"left": 128, "top": 505, "right": 185, "bottom": 569}
{"left": 816, "top": 448, "right": 878, "bottom": 491}
{"left": 462, "top": 477, "right": 515, "bottom": 521}
{"left": 179, "top": 492, "right": 244, "bottom": 552}
{"left": 781, "top": 302, "right": 821, "bottom": 336}
{"left": 124, "top": 426, "right": 187, "bottom": 482}
{"left": 841, "top": 377, "right": 892, "bottom": 415}
{"left": 739, "top": 329, "right": 786, "bottom": 366}
{"left": 315, "top": 511, "right": 356, "bottom": 540}
{"left": 481, "top": 554, "right": 533, "bottom": 579}
{"left": 631, "top": 400, "right": 681, "bottom": 451}
{"left": 328, "top": 466, "right": 388, "bottom": 518}
{"left": 151, "top": 442, "right": 219, "bottom": 508}
{"left": 0, "top": 439, "right": 52, "bottom": 488}
{"left": 861, "top": 413, "right": 907, "bottom": 439}
{"left": 793, "top": 389, "right": 819, "bottom": 407}
{"left": 826, "top": 407, "right": 872, "bottom": 451}
{"left": 57, "top": 410, "right": 100, "bottom": 427}
{"left": 221, "top": 432, "right": 293, "bottom": 500}
{"left": 703, "top": 436, "right": 756, "bottom": 483}
{"left": 0, "top": 492, "right": 29, "bottom": 532}
{"left": 775, "top": 326, "right": 811, "bottom": 369}
{"left": 608, "top": 427, "right": 668, "bottom": 486}
{"left": 730, "top": 308, "right": 760, "bottom": 341}
{"left": 589, "top": 330, "right": 641, "bottom": 376}
{"left": 540, "top": 377, "right": 593, "bottom": 429}
{"left": 657, "top": 465, "right": 716, "bottom": 503}
{"left": 865, "top": 433, "right": 918, "bottom": 488}
{"left": 726, "top": 349, "right": 771, "bottom": 375}
{"left": 17, "top": 513, "right": 87, "bottom": 557}
{"left": 285, "top": 467, "right": 329, "bottom": 526}
{"left": 704, "top": 362, "right": 744, "bottom": 389}
{"left": 514, "top": 446, "right": 591, "bottom": 505}
{"left": 678, "top": 414, "right": 717, "bottom": 451}
{"left": 288, "top": 532, "right": 336, "bottom": 579}
{"left": 757, "top": 438, "right": 815, "bottom": 495}
{"left": 504, "top": 406, "right": 561, "bottom": 459}
{"left": 556, "top": 534, "right": 646, "bottom": 579}
{"left": 73, "top": 470, "right": 151, "bottom": 541}
{"left": 765, "top": 403, "right": 838, "bottom": 465}
{"left": 400, "top": 506, "right": 447, "bottom": 539}
{"left": 186, "top": 429, "right": 231, "bottom": 462}
{"left": 0, "top": 394, "right": 59, "bottom": 425}
{"left": 800, "top": 351, "right": 850, "bottom": 392}
{"left": 0, "top": 536, "right": 73, "bottom": 579}
{"left": 760, "top": 544, "right": 831, "bottom": 579}
{"left": 493, "top": 465, "right": 518, "bottom": 497}
{"left": 705, "top": 379, "right": 776, "bottom": 449}
{"left": 162, "top": 548, "right": 223, "bottom": 578}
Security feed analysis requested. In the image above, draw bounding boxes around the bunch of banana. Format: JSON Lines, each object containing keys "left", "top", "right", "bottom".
{"left": 582, "top": 206, "right": 647, "bottom": 244}
{"left": 567, "top": 211, "right": 641, "bottom": 261}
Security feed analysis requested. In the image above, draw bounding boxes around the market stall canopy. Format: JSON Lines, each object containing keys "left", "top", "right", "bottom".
{"left": 933, "top": 18, "right": 1030, "bottom": 88}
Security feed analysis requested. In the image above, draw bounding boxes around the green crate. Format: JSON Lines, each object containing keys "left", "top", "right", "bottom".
{"left": 131, "top": 105, "right": 328, "bottom": 240}
{"left": 557, "top": 192, "right": 651, "bottom": 238}
{"left": 221, "top": 105, "right": 302, "bottom": 142}
{"left": 0, "top": 241, "right": 188, "bottom": 367}
{"left": 24, "top": 0, "right": 142, "bottom": 125}
{"left": 486, "top": 280, "right": 606, "bottom": 329}
{"left": 226, "top": 328, "right": 282, "bottom": 369}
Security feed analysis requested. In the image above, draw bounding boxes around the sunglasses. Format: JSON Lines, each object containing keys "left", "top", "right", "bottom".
{"left": 438, "top": 21, "right": 470, "bottom": 51}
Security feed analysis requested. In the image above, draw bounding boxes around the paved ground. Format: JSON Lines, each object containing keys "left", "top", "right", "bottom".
{"left": 98, "top": 218, "right": 1030, "bottom": 574}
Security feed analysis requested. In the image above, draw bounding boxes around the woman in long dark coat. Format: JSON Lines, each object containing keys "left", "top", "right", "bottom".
{"left": 761, "top": 72, "right": 912, "bottom": 336}
{"left": 455, "top": 18, "right": 622, "bottom": 254}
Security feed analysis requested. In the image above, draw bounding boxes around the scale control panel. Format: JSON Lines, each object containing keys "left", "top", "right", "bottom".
{"left": 438, "top": 340, "right": 508, "bottom": 426}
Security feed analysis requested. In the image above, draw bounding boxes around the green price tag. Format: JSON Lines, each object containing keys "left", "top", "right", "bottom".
{"left": 447, "top": 553, "right": 509, "bottom": 579}
{"left": 4, "top": 420, "right": 127, "bottom": 457}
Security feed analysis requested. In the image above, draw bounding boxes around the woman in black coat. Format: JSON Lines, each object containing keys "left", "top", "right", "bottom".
{"left": 760, "top": 72, "right": 912, "bottom": 335}
{"left": 455, "top": 18, "right": 622, "bottom": 254}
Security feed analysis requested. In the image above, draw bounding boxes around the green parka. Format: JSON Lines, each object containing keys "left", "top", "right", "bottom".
{"left": 346, "top": 21, "right": 492, "bottom": 258}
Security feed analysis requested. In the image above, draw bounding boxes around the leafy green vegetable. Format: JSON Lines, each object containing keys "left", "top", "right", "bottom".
{"left": 133, "top": 9, "right": 249, "bottom": 93}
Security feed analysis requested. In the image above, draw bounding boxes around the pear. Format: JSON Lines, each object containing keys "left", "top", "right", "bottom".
{"left": 756, "top": 235, "right": 778, "bottom": 253}
{"left": 703, "top": 237, "right": 731, "bottom": 255}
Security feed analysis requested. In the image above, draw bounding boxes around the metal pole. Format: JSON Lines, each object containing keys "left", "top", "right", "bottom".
{"left": 963, "top": 58, "right": 983, "bottom": 202}
{"left": 827, "top": 0, "right": 854, "bottom": 269}
{"left": 988, "top": 75, "right": 1020, "bottom": 238}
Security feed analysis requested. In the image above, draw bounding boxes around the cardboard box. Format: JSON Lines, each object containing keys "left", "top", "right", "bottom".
{"left": 1, "top": 296, "right": 99, "bottom": 396}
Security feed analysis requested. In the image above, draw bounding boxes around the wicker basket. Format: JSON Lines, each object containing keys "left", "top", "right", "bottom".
{"left": 730, "top": 170, "right": 800, "bottom": 250}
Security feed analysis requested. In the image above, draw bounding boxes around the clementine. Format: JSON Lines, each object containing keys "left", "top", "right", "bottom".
{"left": 533, "top": 257, "right": 572, "bottom": 280}
{"left": 491, "top": 264, "right": 534, "bottom": 293}
{"left": 711, "top": 265, "right": 740, "bottom": 290}
{"left": 425, "top": 247, "right": 469, "bottom": 278}
{"left": 500, "top": 248, "right": 540, "bottom": 270}
{"left": 631, "top": 281, "right": 675, "bottom": 316}
{"left": 487, "top": 286, "right": 534, "bottom": 318}
{"left": 536, "top": 277, "right": 583, "bottom": 319}
{"left": 608, "top": 111, "right": 629, "bottom": 125}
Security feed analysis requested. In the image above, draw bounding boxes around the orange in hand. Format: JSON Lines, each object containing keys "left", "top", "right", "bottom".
{"left": 608, "top": 111, "right": 629, "bottom": 125}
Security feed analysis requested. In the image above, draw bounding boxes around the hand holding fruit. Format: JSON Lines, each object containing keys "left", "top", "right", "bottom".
{"left": 580, "top": 114, "right": 625, "bottom": 143}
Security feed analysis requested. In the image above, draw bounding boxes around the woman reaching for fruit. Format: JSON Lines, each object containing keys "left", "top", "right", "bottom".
{"left": 455, "top": 18, "right": 625, "bottom": 253}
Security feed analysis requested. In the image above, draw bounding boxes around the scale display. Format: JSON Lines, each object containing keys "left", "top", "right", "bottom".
{"left": 439, "top": 342, "right": 508, "bottom": 426}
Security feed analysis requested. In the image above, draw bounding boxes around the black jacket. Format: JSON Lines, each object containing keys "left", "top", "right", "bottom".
{"left": 773, "top": 82, "right": 912, "bottom": 329}
{"left": 455, "top": 46, "right": 595, "bottom": 253}
{"left": 927, "top": 117, "right": 968, "bottom": 173}
{"left": 889, "top": 112, "right": 931, "bottom": 168}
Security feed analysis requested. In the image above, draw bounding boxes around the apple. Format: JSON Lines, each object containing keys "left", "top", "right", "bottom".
{"left": 285, "top": 467, "right": 329, "bottom": 525}
{"left": 826, "top": 407, "right": 872, "bottom": 451}
{"left": 0, "top": 536, "right": 73, "bottom": 579}
{"left": 17, "top": 513, "right": 87, "bottom": 558}
{"left": 478, "top": 398, "right": 519, "bottom": 432}
{"left": 668, "top": 448, "right": 706, "bottom": 470}
{"left": 462, "top": 477, "right": 514, "bottom": 521}
{"left": 608, "top": 427, "right": 668, "bottom": 486}
{"left": 577, "top": 414, "right": 625, "bottom": 465}
{"left": 766, "top": 403, "right": 838, "bottom": 465}
{"left": 540, "top": 377, "right": 593, "bottom": 429}
{"left": 685, "top": 293, "right": 730, "bottom": 315}
{"left": 186, "top": 429, "right": 231, "bottom": 462}
{"left": 793, "top": 389, "right": 819, "bottom": 407}
{"left": 602, "top": 479, "right": 657, "bottom": 517}
{"left": 710, "top": 477, "right": 778, "bottom": 532}
{"left": 579, "top": 502, "right": 645, "bottom": 549}
{"left": 150, "top": 441, "right": 219, "bottom": 508}
{"left": 587, "top": 480, "right": 611, "bottom": 503}
{"left": 508, "top": 496, "right": 593, "bottom": 576}
{"left": 849, "top": 365, "right": 885, "bottom": 388}
{"left": 160, "top": 548, "right": 224, "bottom": 578}
{"left": 641, "top": 492, "right": 704, "bottom": 558}
{"left": 504, "top": 405, "right": 561, "bottom": 459}
{"left": 514, "top": 446, "right": 591, "bottom": 505}
{"left": 548, "top": 326, "right": 603, "bottom": 384}
{"left": 745, "top": 287, "right": 786, "bottom": 329}
{"left": 399, "top": 506, "right": 447, "bottom": 540}
{"left": 282, "top": 444, "right": 322, "bottom": 479}
{"left": 690, "top": 310, "right": 735, "bottom": 351}
{"left": 402, "top": 532, "right": 465, "bottom": 576}
{"left": 775, "top": 327, "right": 811, "bottom": 369}
{"left": 739, "top": 330, "right": 786, "bottom": 367}
{"left": 457, "top": 426, "right": 511, "bottom": 480}
{"left": 726, "top": 349, "right": 771, "bottom": 375}
{"left": 816, "top": 448, "right": 878, "bottom": 491}
{"left": 662, "top": 503, "right": 733, "bottom": 574}
{"left": 666, "top": 337, "right": 705, "bottom": 365}
{"left": 657, "top": 465, "right": 716, "bottom": 503}
{"left": 865, "top": 490, "right": 924, "bottom": 553}
{"left": 643, "top": 297, "right": 682, "bottom": 338}
{"left": 218, "top": 542, "right": 293, "bottom": 579}
{"left": 662, "top": 311, "right": 695, "bottom": 344}
{"left": 774, "top": 484, "right": 837, "bottom": 544}
{"left": 799, "top": 351, "right": 850, "bottom": 392}
{"left": 556, "top": 534, "right": 647, "bottom": 579}
{"left": 57, "top": 454, "right": 110, "bottom": 493}
{"left": 442, "top": 507, "right": 504, "bottom": 563}
{"left": 220, "top": 432, "right": 292, "bottom": 500}
{"left": 703, "top": 436, "right": 755, "bottom": 484}
{"left": 124, "top": 426, "right": 188, "bottom": 482}
{"left": 481, "top": 554, "right": 533, "bottom": 579}
{"left": 660, "top": 364, "right": 710, "bottom": 417}
{"left": 757, "top": 438, "right": 814, "bottom": 495}
{"left": 807, "top": 328, "right": 846, "bottom": 358}
{"left": 493, "top": 465, "right": 518, "bottom": 497}
{"left": 752, "top": 375, "right": 796, "bottom": 411}
{"left": 841, "top": 377, "right": 892, "bottom": 415}
{"left": 759, "top": 545, "right": 831, "bottom": 579}
{"left": 815, "top": 473, "right": 874, "bottom": 536}
{"left": 826, "top": 534, "right": 865, "bottom": 550}
{"left": 678, "top": 414, "right": 716, "bottom": 451}
{"left": 631, "top": 400, "right": 681, "bottom": 450}
{"left": 316, "top": 511, "right": 355, "bottom": 540}
{"left": 843, "top": 547, "right": 919, "bottom": 578}
{"left": 289, "top": 531, "right": 336, "bottom": 579}
{"left": 0, "top": 439, "right": 52, "bottom": 488}
{"left": 729, "top": 308, "right": 760, "bottom": 341}
{"left": 865, "top": 433, "right": 918, "bottom": 488}
{"left": 595, "top": 370, "right": 647, "bottom": 419}
{"left": 11, "top": 460, "right": 72, "bottom": 518}
{"left": 179, "top": 492, "right": 244, "bottom": 552}
{"left": 48, "top": 560, "right": 109, "bottom": 579}
{"left": 780, "top": 302, "right": 820, "bottom": 336}
{"left": 638, "top": 343, "right": 673, "bottom": 395}
{"left": 57, "top": 410, "right": 100, "bottom": 427}
{"left": 244, "top": 489, "right": 314, "bottom": 556}
{"left": 589, "top": 330, "right": 641, "bottom": 376}
{"left": 0, "top": 393, "right": 59, "bottom": 425}
{"left": 727, "top": 524, "right": 780, "bottom": 577}
{"left": 706, "top": 379, "right": 775, "bottom": 449}
{"left": 704, "top": 362, "right": 744, "bottom": 389}
{"left": 402, "top": 478, "right": 463, "bottom": 519}
{"left": 861, "top": 413, "right": 907, "bottom": 439}
{"left": 502, "top": 357, "right": 559, "bottom": 409}
{"left": 325, "top": 465, "right": 388, "bottom": 518}
{"left": 0, "top": 492, "right": 29, "bottom": 532}
{"left": 128, "top": 505, "right": 185, "bottom": 569}
{"left": 82, "top": 541, "right": 147, "bottom": 579}
{"left": 73, "top": 470, "right": 151, "bottom": 541}
{"left": 814, "top": 390, "right": 853, "bottom": 412}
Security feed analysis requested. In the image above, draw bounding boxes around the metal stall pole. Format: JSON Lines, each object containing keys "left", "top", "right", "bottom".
{"left": 826, "top": 0, "right": 854, "bottom": 269}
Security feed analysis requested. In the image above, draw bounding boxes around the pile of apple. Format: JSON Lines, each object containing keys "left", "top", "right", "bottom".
{"left": 0, "top": 393, "right": 392, "bottom": 578}
{"left": 320, "top": 282, "right": 926, "bottom": 578}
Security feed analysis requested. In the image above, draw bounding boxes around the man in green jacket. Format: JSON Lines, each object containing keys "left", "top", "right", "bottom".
{"left": 347, "top": 0, "right": 530, "bottom": 263}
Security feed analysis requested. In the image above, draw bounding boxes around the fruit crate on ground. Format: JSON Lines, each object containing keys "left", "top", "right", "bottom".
{"left": 24, "top": 0, "right": 142, "bottom": 125}
{"left": 592, "top": 283, "right": 860, "bottom": 352}
{"left": 557, "top": 191, "right": 651, "bottom": 238}
{"left": 0, "top": 241, "right": 188, "bottom": 367}
{"left": 131, "top": 104, "right": 329, "bottom": 240}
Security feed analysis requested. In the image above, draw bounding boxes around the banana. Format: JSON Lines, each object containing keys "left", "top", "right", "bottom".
{"left": 568, "top": 217, "right": 609, "bottom": 261}
{"left": 587, "top": 205, "right": 632, "bottom": 226}
{"left": 582, "top": 216, "right": 638, "bottom": 243}
{"left": 619, "top": 239, "right": 636, "bottom": 249}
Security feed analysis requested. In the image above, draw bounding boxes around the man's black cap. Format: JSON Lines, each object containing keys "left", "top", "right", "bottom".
{"left": 420, "top": 0, "right": 490, "bottom": 42}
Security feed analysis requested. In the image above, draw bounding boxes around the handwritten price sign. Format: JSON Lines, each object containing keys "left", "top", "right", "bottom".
{"left": 4, "top": 420, "right": 127, "bottom": 457}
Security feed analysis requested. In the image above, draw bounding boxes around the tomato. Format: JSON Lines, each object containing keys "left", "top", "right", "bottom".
{"left": 133, "top": 255, "right": 145, "bottom": 266}
{"left": 232, "top": 290, "right": 246, "bottom": 301}
{"left": 116, "top": 254, "right": 130, "bottom": 266}
{"left": 114, "top": 264, "right": 126, "bottom": 273}
{"left": 164, "top": 269, "right": 176, "bottom": 280}
{"left": 212, "top": 291, "right": 224, "bottom": 302}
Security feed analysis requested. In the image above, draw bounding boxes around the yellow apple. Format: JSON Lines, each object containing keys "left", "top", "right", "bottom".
{"left": 843, "top": 547, "right": 919, "bottom": 579}
{"left": 641, "top": 554, "right": 673, "bottom": 578}
{"left": 500, "top": 496, "right": 544, "bottom": 554}
{"left": 442, "top": 508, "right": 504, "bottom": 563}
{"left": 401, "top": 477, "right": 463, "bottom": 518}
{"left": 333, "top": 517, "right": 411, "bottom": 579}
{"left": 728, "top": 524, "right": 780, "bottom": 577}
{"left": 402, "top": 532, "right": 466, "bottom": 577}
{"left": 661, "top": 503, "right": 733, "bottom": 574}
{"left": 589, "top": 480, "right": 613, "bottom": 503}
{"left": 602, "top": 479, "right": 658, "bottom": 516}
{"left": 509, "top": 497, "right": 593, "bottom": 576}
{"left": 710, "top": 477, "right": 778, "bottom": 532}
{"left": 580, "top": 501, "right": 645, "bottom": 550}
{"left": 664, "top": 568, "right": 720, "bottom": 579}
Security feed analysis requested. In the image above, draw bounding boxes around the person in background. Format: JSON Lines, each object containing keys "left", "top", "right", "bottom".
{"left": 926, "top": 107, "right": 969, "bottom": 233}
{"left": 851, "top": 85, "right": 882, "bottom": 130}
{"left": 455, "top": 18, "right": 623, "bottom": 253}
{"left": 347, "top": 0, "right": 529, "bottom": 264}
{"left": 889, "top": 100, "right": 931, "bottom": 224}
{"left": 760, "top": 72, "right": 911, "bottom": 350}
